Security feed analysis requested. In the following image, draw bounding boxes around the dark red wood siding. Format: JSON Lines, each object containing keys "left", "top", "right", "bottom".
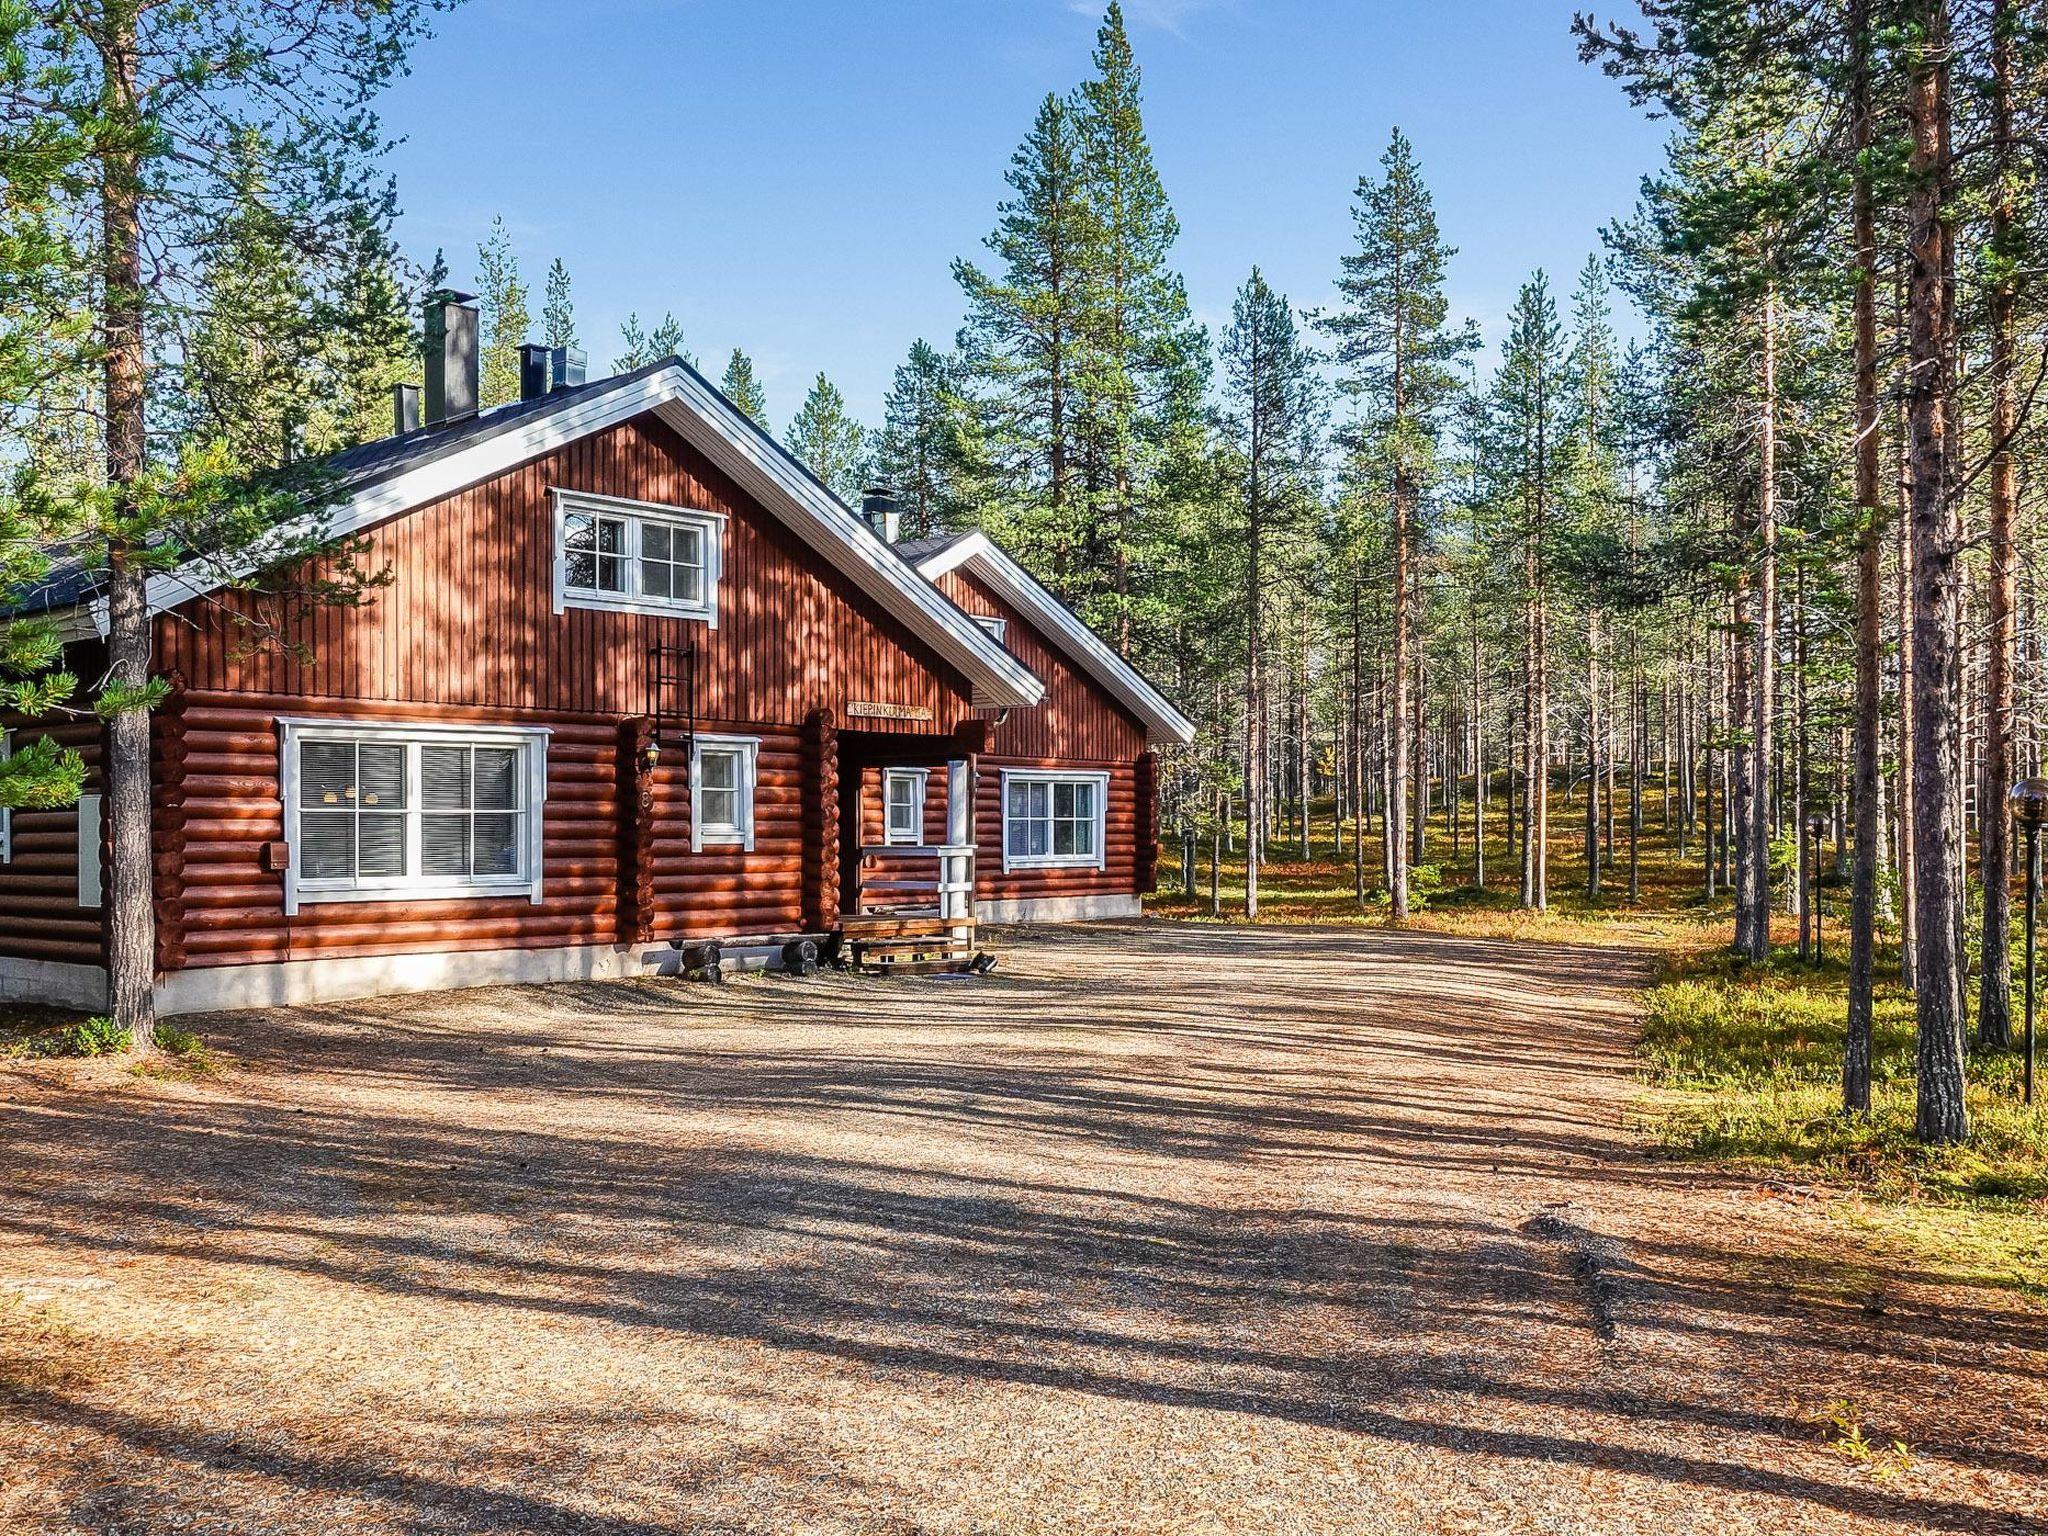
{"left": 930, "top": 568, "right": 1149, "bottom": 907}
{"left": 933, "top": 568, "right": 1147, "bottom": 762}
{"left": 158, "top": 417, "right": 976, "bottom": 731}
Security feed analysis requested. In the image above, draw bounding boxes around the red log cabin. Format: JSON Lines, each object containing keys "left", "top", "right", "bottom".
{"left": 0, "top": 295, "right": 1192, "bottom": 1014}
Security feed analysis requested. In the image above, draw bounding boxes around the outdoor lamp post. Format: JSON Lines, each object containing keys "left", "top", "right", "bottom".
{"left": 1805, "top": 813, "right": 1829, "bottom": 964}
{"left": 2008, "top": 778, "right": 2048, "bottom": 1106}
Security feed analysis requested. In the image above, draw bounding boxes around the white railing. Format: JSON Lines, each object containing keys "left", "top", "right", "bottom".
{"left": 856, "top": 843, "right": 977, "bottom": 934}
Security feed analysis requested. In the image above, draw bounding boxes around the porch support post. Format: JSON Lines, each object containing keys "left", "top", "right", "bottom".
{"left": 803, "top": 709, "right": 839, "bottom": 931}
{"left": 617, "top": 717, "right": 657, "bottom": 946}
{"left": 947, "top": 759, "right": 972, "bottom": 847}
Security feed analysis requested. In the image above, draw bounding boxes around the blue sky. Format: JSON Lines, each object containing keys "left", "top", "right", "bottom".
{"left": 380, "top": 1, "right": 1668, "bottom": 427}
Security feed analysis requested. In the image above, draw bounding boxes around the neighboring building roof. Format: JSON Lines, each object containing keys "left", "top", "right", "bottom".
{"left": 28, "top": 360, "right": 1045, "bottom": 711}
{"left": 890, "top": 532, "right": 973, "bottom": 565}
{"left": 907, "top": 530, "right": 1197, "bottom": 746}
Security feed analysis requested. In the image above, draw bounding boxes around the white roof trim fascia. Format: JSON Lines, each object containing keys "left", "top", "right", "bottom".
{"left": 918, "top": 532, "right": 1197, "bottom": 746}
{"left": 646, "top": 376, "right": 1040, "bottom": 709}
{"left": 74, "top": 366, "right": 1043, "bottom": 712}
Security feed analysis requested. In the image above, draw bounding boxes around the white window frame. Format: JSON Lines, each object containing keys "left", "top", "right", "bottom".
{"left": 971, "top": 614, "right": 1008, "bottom": 646}
{"left": 883, "top": 767, "right": 929, "bottom": 847}
{"left": 277, "top": 718, "right": 550, "bottom": 915}
{"left": 999, "top": 769, "right": 1109, "bottom": 873}
{"left": 0, "top": 729, "right": 11, "bottom": 864}
{"left": 551, "top": 488, "right": 726, "bottom": 626}
{"left": 691, "top": 733, "right": 759, "bottom": 852}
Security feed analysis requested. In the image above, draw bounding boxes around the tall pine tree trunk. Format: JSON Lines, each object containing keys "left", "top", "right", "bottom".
{"left": 1735, "top": 283, "right": 1779, "bottom": 962}
{"left": 1846, "top": 0, "right": 1882, "bottom": 1113}
{"left": 1389, "top": 469, "right": 1412, "bottom": 920}
{"left": 1587, "top": 610, "right": 1603, "bottom": 898}
{"left": 98, "top": 15, "right": 157, "bottom": 1049}
{"left": 1905, "top": 2, "right": 1968, "bottom": 1143}
{"left": 1978, "top": 0, "right": 2018, "bottom": 1050}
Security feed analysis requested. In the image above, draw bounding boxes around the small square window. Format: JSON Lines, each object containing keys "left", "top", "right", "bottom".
{"left": 693, "top": 738, "right": 758, "bottom": 851}
{"left": 885, "top": 770, "right": 926, "bottom": 846}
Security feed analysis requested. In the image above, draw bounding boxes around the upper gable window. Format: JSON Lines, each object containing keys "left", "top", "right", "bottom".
{"left": 552, "top": 490, "right": 724, "bottom": 625}
{"left": 972, "top": 614, "right": 1008, "bottom": 646}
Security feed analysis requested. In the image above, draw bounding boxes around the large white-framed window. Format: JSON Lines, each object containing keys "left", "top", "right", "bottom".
{"left": 1000, "top": 769, "right": 1109, "bottom": 872}
{"left": 278, "top": 718, "right": 550, "bottom": 915}
{"left": 0, "top": 730, "right": 11, "bottom": 864}
{"left": 883, "top": 767, "right": 928, "bottom": 846}
{"left": 551, "top": 489, "right": 725, "bottom": 625}
{"left": 691, "top": 734, "right": 758, "bottom": 852}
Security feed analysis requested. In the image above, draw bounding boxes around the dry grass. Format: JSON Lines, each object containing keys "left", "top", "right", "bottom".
{"left": 1, "top": 925, "right": 2042, "bottom": 1533}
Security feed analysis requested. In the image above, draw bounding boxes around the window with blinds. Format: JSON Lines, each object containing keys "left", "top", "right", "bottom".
{"left": 283, "top": 723, "right": 547, "bottom": 909}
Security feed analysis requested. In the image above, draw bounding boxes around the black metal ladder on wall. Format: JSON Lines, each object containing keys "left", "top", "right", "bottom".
{"left": 647, "top": 642, "right": 697, "bottom": 762}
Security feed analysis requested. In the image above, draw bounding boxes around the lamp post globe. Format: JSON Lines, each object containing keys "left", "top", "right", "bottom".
{"left": 2009, "top": 777, "right": 2048, "bottom": 830}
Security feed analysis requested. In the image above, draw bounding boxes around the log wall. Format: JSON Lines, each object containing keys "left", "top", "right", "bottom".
{"left": 0, "top": 716, "right": 106, "bottom": 968}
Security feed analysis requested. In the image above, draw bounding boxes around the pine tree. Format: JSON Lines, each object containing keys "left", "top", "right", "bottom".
{"left": 721, "top": 347, "right": 769, "bottom": 425}
{"left": 1319, "top": 128, "right": 1476, "bottom": 920}
{"left": 310, "top": 217, "right": 415, "bottom": 451}
{"left": 955, "top": 91, "right": 1105, "bottom": 593}
{"left": 0, "top": 0, "right": 437, "bottom": 1045}
{"left": 542, "top": 257, "right": 576, "bottom": 349}
{"left": 876, "top": 339, "right": 980, "bottom": 538}
{"left": 475, "top": 216, "right": 530, "bottom": 408}
{"left": 785, "top": 372, "right": 872, "bottom": 504}
{"left": 176, "top": 138, "right": 322, "bottom": 468}
{"left": 1073, "top": 1, "right": 1205, "bottom": 654}
{"left": 1220, "top": 269, "right": 1319, "bottom": 922}
{"left": 615, "top": 310, "right": 691, "bottom": 372}
{"left": 1492, "top": 273, "right": 1572, "bottom": 910}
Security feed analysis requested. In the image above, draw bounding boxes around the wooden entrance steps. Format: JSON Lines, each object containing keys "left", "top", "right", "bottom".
{"left": 836, "top": 912, "right": 984, "bottom": 975}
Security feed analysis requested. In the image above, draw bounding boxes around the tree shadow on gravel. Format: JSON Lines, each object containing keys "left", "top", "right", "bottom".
{"left": 1, "top": 925, "right": 2040, "bottom": 1533}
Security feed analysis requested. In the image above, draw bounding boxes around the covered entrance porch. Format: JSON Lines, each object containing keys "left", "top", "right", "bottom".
{"left": 834, "top": 724, "right": 986, "bottom": 971}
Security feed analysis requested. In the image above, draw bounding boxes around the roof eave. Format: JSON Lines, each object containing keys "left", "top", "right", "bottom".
{"left": 917, "top": 532, "right": 1196, "bottom": 746}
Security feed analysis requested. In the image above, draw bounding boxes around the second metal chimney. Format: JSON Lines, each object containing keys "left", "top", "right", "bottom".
{"left": 860, "top": 486, "right": 900, "bottom": 544}
{"left": 423, "top": 290, "right": 479, "bottom": 426}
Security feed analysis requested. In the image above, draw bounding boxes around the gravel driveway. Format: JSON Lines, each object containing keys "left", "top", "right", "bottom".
{"left": 2, "top": 923, "right": 2042, "bottom": 1533}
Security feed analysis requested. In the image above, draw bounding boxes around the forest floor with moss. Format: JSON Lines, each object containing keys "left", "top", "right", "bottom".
{"left": 1148, "top": 797, "right": 2048, "bottom": 1294}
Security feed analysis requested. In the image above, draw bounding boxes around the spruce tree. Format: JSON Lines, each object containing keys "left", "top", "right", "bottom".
{"left": 475, "top": 216, "right": 530, "bottom": 408}
{"left": 785, "top": 372, "right": 873, "bottom": 504}
{"left": 311, "top": 218, "right": 415, "bottom": 450}
{"left": 721, "top": 347, "right": 769, "bottom": 425}
{"left": 176, "top": 140, "right": 322, "bottom": 468}
{"left": 542, "top": 257, "right": 576, "bottom": 349}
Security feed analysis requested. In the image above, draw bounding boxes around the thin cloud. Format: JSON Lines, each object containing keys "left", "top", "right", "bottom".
{"left": 1065, "top": 0, "right": 1228, "bottom": 39}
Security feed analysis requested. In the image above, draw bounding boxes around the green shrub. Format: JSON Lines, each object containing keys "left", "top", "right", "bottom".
{"left": 154, "top": 1022, "right": 203, "bottom": 1057}
{"left": 18, "top": 1014, "right": 132, "bottom": 1058}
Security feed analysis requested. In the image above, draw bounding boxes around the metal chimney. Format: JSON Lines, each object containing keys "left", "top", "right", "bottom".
{"left": 518, "top": 343, "right": 551, "bottom": 402}
{"left": 549, "top": 344, "right": 586, "bottom": 391}
{"left": 423, "top": 290, "right": 479, "bottom": 426}
{"left": 860, "top": 486, "right": 900, "bottom": 544}
{"left": 391, "top": 382, "right": 421, "bottom": 436}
